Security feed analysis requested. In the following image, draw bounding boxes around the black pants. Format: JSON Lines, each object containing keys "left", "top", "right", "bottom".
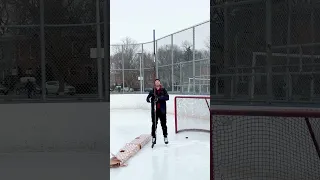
{"left": 151, "top": 109, "right": 168, "bottom": 138}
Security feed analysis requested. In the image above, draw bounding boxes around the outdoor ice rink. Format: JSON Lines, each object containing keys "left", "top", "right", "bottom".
{"left": 110, "top": 94, "right": 210, "bottom": 180}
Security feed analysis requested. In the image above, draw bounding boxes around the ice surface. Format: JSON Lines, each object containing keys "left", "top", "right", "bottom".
{"left": 110, "top": 109, "right": 210, "bottom": 180}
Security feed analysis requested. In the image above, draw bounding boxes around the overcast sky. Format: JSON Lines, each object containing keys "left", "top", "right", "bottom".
{"left": 110, "top": 0, "right": 209, "bottom": 49}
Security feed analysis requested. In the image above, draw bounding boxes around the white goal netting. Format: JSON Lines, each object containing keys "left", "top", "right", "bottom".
{"left": 174, "top": 96, "right": 210, "bottom": 133}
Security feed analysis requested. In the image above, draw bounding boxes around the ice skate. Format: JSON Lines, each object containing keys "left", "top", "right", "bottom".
{"left": 164, "top": 137, "right": 168, "bottom": 144}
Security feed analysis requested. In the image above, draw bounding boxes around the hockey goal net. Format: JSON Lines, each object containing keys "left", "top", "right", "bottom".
{"left": 211, "top": 106, "right": 320, "bottom": 180}
{"left": 174, "top": 96, "right": 210, "bottom": 133}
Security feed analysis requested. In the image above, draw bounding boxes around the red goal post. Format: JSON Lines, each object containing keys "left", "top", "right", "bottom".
{"left": 174, "top": 96, "right": 210, "bottom": 133}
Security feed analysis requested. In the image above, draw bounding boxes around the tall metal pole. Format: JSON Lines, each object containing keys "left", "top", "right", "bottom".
{"left": 139, "top": 54, "right": 142, "bottom": 94}
{"left": 200, "top": 64, "right": 202, "bottom": 93}
{"left": 103, "top": 0, "right": 110, "bottom": 101}
{"left": 122, "top": 45, "right": 125, "bottom": 93}
{"left": 180, "top": 63, "right": 182, "bottom": 93}
{"left": 192, "top": 27, "right": 196, "bottom": 94}
{"left": 310, "top": 4, "right": 315, "bottom": 99}
{"left": 266, "top": 0, "right": 273, "bottom": 101}
{"left": 171, "top": 34, "right": 174, "bottom": 92}
{"left": 286, "top": 0, "right": 292, "bottom": 101}
{"left": 40, "top": 0, "right": 46, "bottom": 101}
{"left": 96, "top": 0, "right": 103, "bottom": 100}
{"left": 141, "top": 44, "right": 144, "bottom": 92}
{"left": 155, "top": 40, "right": 158, "bottom": 78}
{"left": 152, "top": 29, "right": 157, "bottom": 148}
{"left": 223, "top": 4, "right": 230, "bottom": 98}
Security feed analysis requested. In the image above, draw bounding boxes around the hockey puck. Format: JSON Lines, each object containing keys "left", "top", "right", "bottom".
{"left": 185, "top": 136, "right": 188, "bottom": 139}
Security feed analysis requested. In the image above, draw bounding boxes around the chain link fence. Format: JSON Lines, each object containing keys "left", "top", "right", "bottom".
{"left": 0, "top": 0, "right": 209, "bottom": 102}
{"left": 110, "top": 21, "right": 210, "bottom": 95}
{"left": 0, "top": 0, "right": 108, "bottom": 102}
{"left": 211, "top": 0, "right": 320, "bottom": 104}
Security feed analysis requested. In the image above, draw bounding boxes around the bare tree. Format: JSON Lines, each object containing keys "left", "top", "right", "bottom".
{"left": 205, "top": 36, "right": 210, "bottom": 50}
{"left": 110, "top": 37, "right": 140, "bottom": 88}
{"left": 0, "top": 1, "right": 9, "bottom": 35}
{"left": 157, "top": 45, "right": 172, "bottom": 88}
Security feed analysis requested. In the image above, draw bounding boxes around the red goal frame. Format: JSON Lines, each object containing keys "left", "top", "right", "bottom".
{"left": 174, "top": 96, "right": 210, "bottom": 133}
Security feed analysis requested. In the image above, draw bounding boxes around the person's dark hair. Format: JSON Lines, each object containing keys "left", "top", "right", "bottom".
{"left": 154, "top": 79, "right": 160, "bottom": 82}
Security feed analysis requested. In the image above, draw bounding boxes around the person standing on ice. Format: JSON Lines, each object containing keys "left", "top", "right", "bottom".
{"left": 146, "top": 79, "right": 169, "bottom": 145}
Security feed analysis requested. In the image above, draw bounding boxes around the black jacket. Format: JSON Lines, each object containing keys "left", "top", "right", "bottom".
{"left": 146, "top": 87, "right": 169, "bottom": 114}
